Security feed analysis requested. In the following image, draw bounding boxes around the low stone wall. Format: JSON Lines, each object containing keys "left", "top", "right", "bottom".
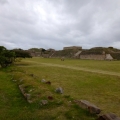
{"left": 80, "top": 54, "right": 105, "bottom": 60}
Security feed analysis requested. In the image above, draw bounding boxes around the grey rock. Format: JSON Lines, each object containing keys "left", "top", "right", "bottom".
{"left": 19, "top": 85, "right": 32, "bottom": 103}
{"left": 41, "top": 79, "right": 46, "bottom": 83}
{"left": 26, "top": 94, "right": 31, "bottom": 100}
{"left": 40, "top": 100, "right": 48, "bottom": 105}
{"left": 97, "top": 113, "right": 120, "bottom": 120}
{"left": 29, "top": 89, "right": 33, "bottom": 92}
{"left": 13, "top": 80, "right": 17, "bottom": 82}
{"left": 55, "top": 87, "right": 63, "bottom": 94}
{"left": 74, "top": 100, "right": 101, "bottom": 114}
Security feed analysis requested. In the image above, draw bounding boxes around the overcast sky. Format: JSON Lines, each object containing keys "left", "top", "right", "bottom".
{"left": 0, "top": 0, "right": 120, "bottom": 50}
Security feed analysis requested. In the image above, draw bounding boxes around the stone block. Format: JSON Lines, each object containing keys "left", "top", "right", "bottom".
{"left": 97, "top": 113, "right": 120, "bottom": 120}
{"left": 41, "top": 79, "right": 46, "bottom": 83}
{"left": 74, "top": 100, "right": 101, "bottom": 114}
{"left": 19, "top": 85, "right": 32, "bottom": 103}
{"left": 55, "top": 87, "right": 63, "bottom": 94}
{"left": 40, "top": 100, "right": 48, "bottom": 105}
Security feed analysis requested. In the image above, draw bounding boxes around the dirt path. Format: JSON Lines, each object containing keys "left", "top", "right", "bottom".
{"left": 21, "top": 60, "right": 120, "bottom": 77}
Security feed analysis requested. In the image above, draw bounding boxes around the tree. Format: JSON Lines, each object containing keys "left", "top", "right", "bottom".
{"left": 41, "top": 48, "right": 46, "bottom": 52}
{"left": 0, "top": 46, "right": 32, "bottom": 68}
{"left": 0, "top": 46, "right": 15, "bottom": 67}
{"left": 13, "top": 49, "right": 32, "bottom": 58}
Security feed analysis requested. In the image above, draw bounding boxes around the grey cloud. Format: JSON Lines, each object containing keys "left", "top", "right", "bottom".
{"left": 0, "top": 0, "right": 8, "bottom": 4}
{"left": 0, "top": 0, "right": 120, "bottom": 50}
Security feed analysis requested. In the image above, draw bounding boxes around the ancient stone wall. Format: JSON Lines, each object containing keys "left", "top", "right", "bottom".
{"left": 80, "top": 54, "right": 105, "bottom": 60}
{"left": 63, "top": 46, "right": 82, "bottom": 50}
{"left": 30, "top": 52, "right": 41, "bottom": 57}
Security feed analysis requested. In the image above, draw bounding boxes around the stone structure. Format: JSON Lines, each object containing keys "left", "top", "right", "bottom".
{"left": 97, "top": 113, "right": 120, "bottom": 120}
{"left": 55, "top": 87, "right": 63, "bottom": 94}
{"left": 28, "top": 46, "right": 120, "bottom": 60}
{"left": 105, "top": 54, "right": 113, "bottom": 60}
{"left": 40, "top": 100, "right": 48, "bottom": 105}
{"left": 47, "top": 48, "right": 55, "bottom": 51}
{"left": 80, "top": 54, "right": 106, "bottom": 60}
{"left": 19, "top": 85, "right": 32, "bottom": 103}
{"left": 63, "top": 46, "right": 82, "bottom": 50}
{"left": 74, "top": 100, "right": 101, "bottom": 114}
{"left": 74, "top": 51, "right": 82, "bottom": 58}
{"left": 30, "top": 52, "right": 41, "bottom": 57}
{"left": 79, "top": 54, "right": 113, "bottom": 60}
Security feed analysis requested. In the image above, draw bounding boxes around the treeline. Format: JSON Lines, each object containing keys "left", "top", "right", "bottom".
{"left": 0, "top": 46, "right": 32, "bottom": 68}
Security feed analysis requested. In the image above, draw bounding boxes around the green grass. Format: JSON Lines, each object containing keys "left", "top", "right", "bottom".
{"left": 24, "top": 57, "right": 120, "bottom": 73}
{"left": 0, "top": 57, "right": 120, "bottom": 119}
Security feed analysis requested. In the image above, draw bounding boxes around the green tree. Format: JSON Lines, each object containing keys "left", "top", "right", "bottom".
{"left": 13, "top": 49, "right": 32, "bottom": 58}
{"left": 0, "top": 46, "right": 15, "bottom": 67}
